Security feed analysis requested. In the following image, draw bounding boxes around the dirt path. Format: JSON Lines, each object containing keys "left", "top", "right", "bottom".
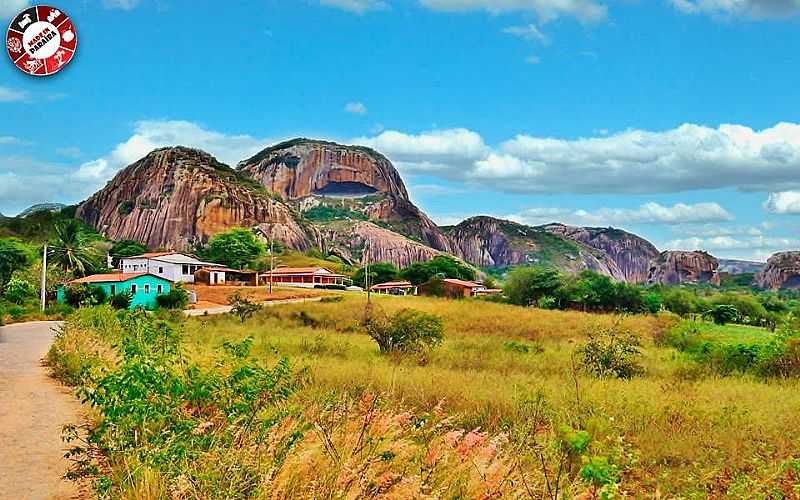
{"left": 0, "top": 321, "right": 85, "bottom": 500}
{"left": 184, "top": 295, "right": 325, "bottom": 316}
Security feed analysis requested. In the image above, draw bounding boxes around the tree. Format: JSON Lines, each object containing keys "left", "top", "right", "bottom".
{"left": 3, "top": 277, "right": 36, "bottom": 304}
{"left": 353, "top": 262, "right": 398, "bottom": 288}
{"left": 110, "top": 240, "right": 148, "bottom": 267}
{"left": 364, "top": 308, "right": 444, "bottom": 354}
{"left": 505, "top": 266, "right": 562, "bottom": 307}
{"left": 706, "top": 304, "right": 739, "bottom": 325}
{"left": 0, "top": 238, "right": 30, "bottom": 291}
{"left": 400, "top": 255, "right": 476, "bottom": 285}
{"left": 49, "top": 219, "right": 101, "bottom": 276}
{"left": 202, "top": 228, "right": 265, "bottom": 270}
{"left": 228, "top": 290, "right": 262, "bottom": 323}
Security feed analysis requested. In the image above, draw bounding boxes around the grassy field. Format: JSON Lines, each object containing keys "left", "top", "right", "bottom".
{"left": 675, "top": 320, "right": 775, "bottom": 345}
{"left": 48, "top": 294, "right": 800, "bottom": 498}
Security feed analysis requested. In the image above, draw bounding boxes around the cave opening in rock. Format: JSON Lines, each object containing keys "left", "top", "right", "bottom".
{"left": 314, "top": 181, "right": 378, "bottom": 198}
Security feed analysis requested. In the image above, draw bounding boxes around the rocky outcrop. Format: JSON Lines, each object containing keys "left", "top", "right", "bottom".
{"left": 76, "top": 147, "right": 311, "bottom": 251}
{"left": 647, "top": 251, "right": 720, "bottom": 285}
{"left": 446, "top": 216, "right": 626, "bottom": 280}
{"left": 539, "top": 224, "right": 659, "bottom": 283}
{"left": 315, "top": 220, "right": 442, "bottom": 269}
{"left": 755, "top": 252, "right": 800, "bottom": 290}
{"left": 719, "top": 259, "right": 766, "bottom": 275}
{"left": 238, "top": 139, "right": 454, "bottom": 253}
{"left": 18, "top": 203, "right": 67, "bottom": 217}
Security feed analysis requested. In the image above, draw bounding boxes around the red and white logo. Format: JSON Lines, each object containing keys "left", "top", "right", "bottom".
{"left": 6, "top": 5, "right": 77, "bottom": 76}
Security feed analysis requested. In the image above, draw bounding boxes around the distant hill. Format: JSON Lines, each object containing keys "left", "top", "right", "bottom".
{"left": 718, "top": 259, "right": 766, "bottom": 275}
{"left": 17, "top": 203, "right": 67, "bottom": 218}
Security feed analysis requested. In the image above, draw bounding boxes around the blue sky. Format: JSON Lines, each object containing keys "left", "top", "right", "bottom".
{"left": 2, "top": 0, "right": 800, "bottom": 260}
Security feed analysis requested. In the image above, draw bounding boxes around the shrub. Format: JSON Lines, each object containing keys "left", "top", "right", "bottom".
{"left": 155, "top": 286, "right": 189, "bottom": 310}
{"left": 364, "top": 308, "right": 444, "bottom": 354}
{"left": 578, "top": 323, "right": 644, "bottom": 379}
{"left": 109, "top": 291, "right": 132, "bottom": 310}
{"left": 228, "top": 290, "right": 262, "bottom": 323}
{"left": 706, "top": 304, "right": 739, "bottom": 325}
{"left": 3, "top": 277, "right": 36, "bottom": 304}
{"left": 503, "top": 340, "right": 544, "bottom": 354}
{"left": 64, "top": 284, "right": 107, "bottom": 308}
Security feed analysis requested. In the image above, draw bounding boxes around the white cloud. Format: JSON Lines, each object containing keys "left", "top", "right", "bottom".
{"left": 764, "top": 191, "right": 800, "bottom": 214}
{"left": 503, "top": 24, "right": 550, "bottom": 44}
{"left": 320, "top": 0, "right": 388, "bottom": 14}
{"left": 670, "top": 224, "right": 763, "bottom": 237}
{"left": 525, "top": 55, "right": 541, "bottom": 64}
{"left": 419, "top": 0, "right": 607, "bottom": 23}
{"left": 0, "top": 86, "right": 29, "bottom": 103}
{"left": 344, "top": 101, "right": 368, "bottom": 115}
{"left": 670, "top": 0, "right": 800, "bottom": 19}
{"left": 0, "top": 136, "right": 23, "bottom": 145}
{"left": 666, "top": 235, "right": 800, "bottom": 252}
{"left": 353, "top": 122, "right": 800, "bottom": 194}
{"left": 509, "top": 202, "right": 734, "bottom": 227}
{"left": 0, "top": 0, "right": 27, "bottom": 18}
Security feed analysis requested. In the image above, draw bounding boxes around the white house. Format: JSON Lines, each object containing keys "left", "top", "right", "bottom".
{"left": 120, "top": 252, "right": 226, "bottom": 284}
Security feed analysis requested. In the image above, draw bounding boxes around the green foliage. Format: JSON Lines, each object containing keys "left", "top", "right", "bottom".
{"left": 400, "top": 255, "right": 476, "bottom": 285}
{"left": 3, "top": 277, "right": 36, "bottom": 304}
{"left": 228, "top": 290, "right": 262, "bottom": 323}
{"left": 155, "top": 286, "right": 189, "bottom": 310}
{"left": 706, "top": 304, "right": 739, "bottom": 325}
{"left": 109, "top": 291, "right": 133, "bottom": 310}
{"left": 116, "top": 201, "right": 134, "bottom": 216}
{"left": 0, "top": 238, "right": 31, "bottom": 290}
{"left": 578, "top": 323, "right": 644, "bottom": 379}
{"left": 503, "top": 340, "right": 544, "bottom": 354}
{"left": 353, "top": 262, "right": 398, "bottom": 288}
{"left": 304, "top": 205, "right": 368, "bottom": 222}
{"left": 505, "top": 266, "right": 561, "bottom": 306}
{"left": 64, "top": 284, "right": 107, "bottom": 308}
{"left": 49, "top": 219, "right": 103, "bottom": 276}
{"left": 109, "top": 240, "right": 148, "bottom": 266}
{"left": 201, "top": 227, "right": 266, "bottom": 270}
{"left": 364, "top": 308, "right": 444, "bottom": 354}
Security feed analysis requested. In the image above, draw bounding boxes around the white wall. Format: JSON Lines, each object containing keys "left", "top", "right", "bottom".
{"left": 120, "top": 258, "right": 196, "bottom": 283}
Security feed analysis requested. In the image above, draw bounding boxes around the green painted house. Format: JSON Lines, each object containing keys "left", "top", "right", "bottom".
{"left": 57, "top": 272, "right": 173, "bottom": 310}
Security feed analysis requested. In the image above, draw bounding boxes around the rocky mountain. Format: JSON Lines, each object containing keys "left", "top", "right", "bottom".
{"left": 238, "top": 139, "right": 454, "bottom": 253}
{"left": 538, "top": 224, "right": 659, "bottom": 283}
{"left": 445, "top": 216, "right": 626, "bottom": 280}
{"left": 647, "top": 251, "right": 720, "bottom": 286}
{"left": 17, "top": 203, "right": 67, "bottom": 218}
{"left": 754, "top": 252, "right": 800, "bottom": 290}
{"left": 718, "top": 259, "right": 766, "bottom": 275}
{"left": 76, "top": 147, "right": 311, "bottom": 251}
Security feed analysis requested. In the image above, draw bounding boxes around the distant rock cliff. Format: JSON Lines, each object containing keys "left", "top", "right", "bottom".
{"left": 446, "top": 216, "right": 626, "bottom": 280}
{"left": 76, "top": 147, "right": 311, "bottom": 251}
{"left": 238, "top": 139, "right": 453, "bottom": 253}
{"left": 647, "top": 251, "right": 720, "bottom": 285}
{"left": 719, "top": 259, "right": 766, "bottom": 275}
{"left": 755, "top": 252, "right": 800, "bottom": 290}
{"left": 539, "top": 224, "right": 659, "bottom": 284}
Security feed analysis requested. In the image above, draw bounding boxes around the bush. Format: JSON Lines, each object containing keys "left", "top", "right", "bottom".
{"left": 364, "top": 308, "right": 444, "bottom": 355}
{"left": 109, "top": 291, "right": 132, "bottom": 310}
{"left": 64, "top": 284, "right": 107, "bottom": 308}
{"left": 3, "top": 277, "right": 36, "bottom": 304}
{"left": 155, "top": 286, "right": 189, "bottom": 310}
{"left": 578, "top": 323, "right": 644, "bottom": 379}
{"left": 706, "top": 304, "right": 739, "bottom": 325}
{"left": 228, "top": 290, "right": 262, "bottom": 323}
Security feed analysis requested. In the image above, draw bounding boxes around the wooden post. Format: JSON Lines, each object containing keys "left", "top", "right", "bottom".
{"left": 40, "top": 243, "right": 47, "bottom": 312}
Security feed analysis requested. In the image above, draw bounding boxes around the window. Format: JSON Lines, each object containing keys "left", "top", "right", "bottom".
{"left": 110, "top": 285, "right": 116, "bottom": 295}
{"left": 144, "top": 284, "right": 150, "bottom": 294}
{"left": 130, "top": 284, "right": 137, "bottom": 294}
{"left": 157, "top": 284, "right": 163, "bottom": 294}
{"left": 158, "top": 266, "right": 164, "bottom": 274}
{"left": 182, "top": 264, "right": 189, "bottom": 275}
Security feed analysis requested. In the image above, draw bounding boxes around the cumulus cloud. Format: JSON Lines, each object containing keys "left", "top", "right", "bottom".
{"left": 670, "top": 0, "right": 800, "bottom": 19}
{"left": 419, "top": 0, "right": 607, "bottom": 23}
{"left": 764, "top": 191, "right": 800, "bottom": 214}
{"left": 666, "top": 235, "right": 800, "bottom": 252}
{"left": 0, "top": 120, "right": 274, "bottom": 215}
{"left": 509, "top": 202, "right": 734, "bottom": 227}
{"left": 503, "top": 24, "right": 550, "bottom": 44}
{"left": 0, "top": 0, "right": 27, "bottom": 18}
{"left": 0, "top": 86, "right": 30, "bottom": 103}
{"left": 344, "top": 102, "right": 368, "bottom": 115}
{"left": 353, "top": 122, "right": 800, "bottom": 194}
{"left": 320, "top": 0, "right": 388, "bottom": 14}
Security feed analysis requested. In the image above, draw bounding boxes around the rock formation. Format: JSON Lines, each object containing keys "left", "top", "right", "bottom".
{"left": 647, "top": 251, "right": 720, "bottom": 286}
{"left": 238, "top": 139, "right": 454, "bottom": 253}
{"left": 77, "top": 147, "right": 311, "bottom": 251}
{"left": 718, "top": 259, "right": 766, "bottom": 275}
{"left": 446, "top": 216, "right": 626, "bottom": 280}
{"left": 755, "top": 252, "right": 800, "bottom": 290}
{"left": 539, "top": 224, "right": 659, "bottom": 284}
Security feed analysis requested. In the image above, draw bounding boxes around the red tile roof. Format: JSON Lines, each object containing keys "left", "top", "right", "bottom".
{"left": 442, "top": 278, "right": 481, "bottom": 288}
{"left": 70, "top": 273, "right": 148, "bottom": 284}
{"left": 126, "top": 251, "right": 177, "bottom": 259}
{"left": 263, "top": 267, "right": 343, "bottom": 276}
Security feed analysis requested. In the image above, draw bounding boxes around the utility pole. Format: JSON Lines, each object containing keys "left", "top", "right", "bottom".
{"left": 40, "top": 243, "right": 47, "bottom": 312}
{"left": 365, "top": 239, "right": 371, "bottom": 304}
{"left": 269, "top": 231, "right": 274, "bottom": 295}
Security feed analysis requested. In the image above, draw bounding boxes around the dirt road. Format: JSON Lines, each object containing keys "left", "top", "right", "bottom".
{"left": 0, "top": 321, "right": 85, "bottom": 500}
